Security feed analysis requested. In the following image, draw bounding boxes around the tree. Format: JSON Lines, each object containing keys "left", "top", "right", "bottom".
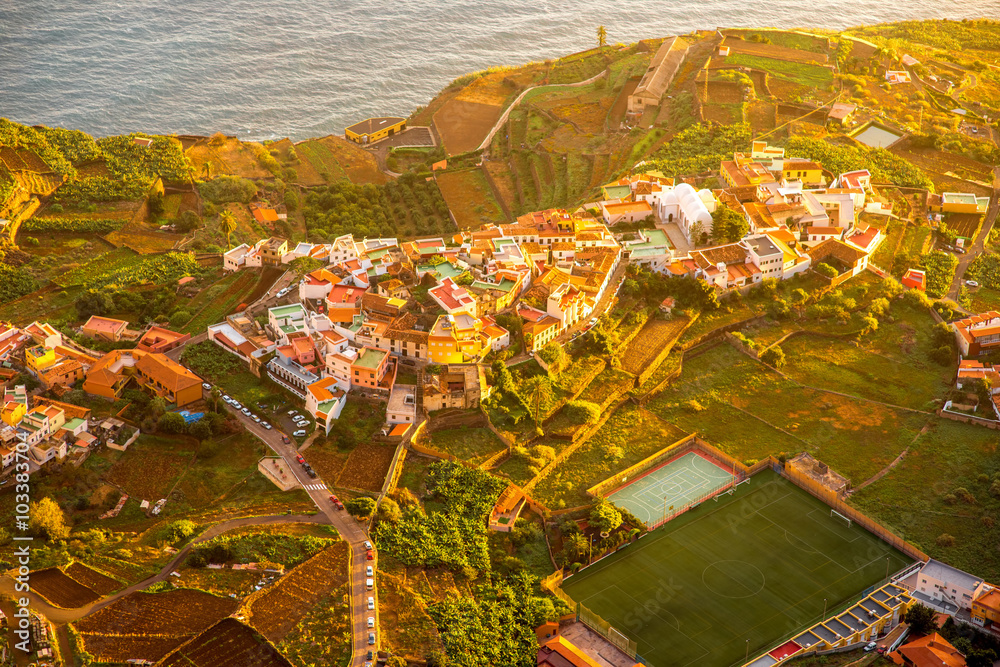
{"left": 710, "top": 206, "right": 749, "bottom": 244}
{"left": 289, "top": 256, "right": 323, "bottom": 277}
{"left": 425, "top": 651, "right": 448, "bottom": 667}
{"left": 346, "top": 496, "right": 377, "bottom": 519}
{"left": 563, "top": 532, "right": 589, "bottom": 562}
{"left": 760, "top": 346, "right": 786, "bottom": 369}
{"left": 189, "top": 419, "right": 213, "bottom": 442}
{"left": 378, "top": 497, "right": 401, "bottom": 524}
{"left": 166, "top": 519, "right": 197, "bottom": 542}
{"left": 590, "top": 500, "right": 622, "bottom": 533}
{"left": 219, "top": 210, "right": 237, "bottom": 249}
{"left": 974, "top": 376, "right": 993, "bottom": 407}
{"left": 522, "top": 375, "right": 553, "bottom": 427}
{"left": 968, "top": 650, "right": 998, "bottom": 667}
{"left": 157, "top": 412, "right": 187, "bottom": 434}
{"left": 75, "top": 289, "right": 114, "bottom": 320}
{"left": 30, "top": 498, "right": 70, "bottom": 540}
{"left": 386, "top": 658, "right": 407, "bottom": 667}
{"left": 815, "top": 262, "right": 839, "bottom": 279}
{"left": 904, "top": 603, "right": 938, "bottom": 635}
{"left": 597, "top": 25, "right": 607, "bottom": 48}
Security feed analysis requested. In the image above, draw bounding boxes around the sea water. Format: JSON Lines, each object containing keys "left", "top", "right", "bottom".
{"left": 0, "top": 0, "right": 995, "bottom": 140}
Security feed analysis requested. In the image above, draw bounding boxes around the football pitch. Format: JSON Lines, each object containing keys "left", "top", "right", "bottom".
{"left": 607, "top": 450, "right": 735, "bottom": 527}
{"left": 562, "top": 470, "right": 913, "bottom": 667}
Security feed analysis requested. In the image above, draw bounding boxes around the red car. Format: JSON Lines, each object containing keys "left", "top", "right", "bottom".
{"left": 282, "top": 436, "right": 291, "bottom": 444}
{"left": 296, "top": 455, "right": 305, "bottom": 464}
{"left": 366, "top": 550, "right": 374, "bottom": 560}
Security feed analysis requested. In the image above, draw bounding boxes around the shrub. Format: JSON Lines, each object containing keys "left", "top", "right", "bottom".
{"left": 564, "top": 400, "right": 601, "bottom": 424}
{"left": 935, "top": 533, "right": 956, "bottom": 547}
{"left": 815, "top": 262, "right": 839, "bottom": 278}
{"left": 198, "top": 175, "right": 258, "bottom": 204}
{"left": 760, "top": 346, "right": 786, "bottom": 369}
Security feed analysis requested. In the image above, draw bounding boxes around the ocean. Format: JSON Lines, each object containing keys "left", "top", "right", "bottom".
{"left": 0, "top": 0, "right": 996, "bottom": 141}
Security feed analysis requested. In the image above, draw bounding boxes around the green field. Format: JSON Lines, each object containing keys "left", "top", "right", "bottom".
{"left": 562, "top": 470, "right": 912, "bottom": 667}
{"left": 725, "top": 54, "right": 833, "bottom": 88}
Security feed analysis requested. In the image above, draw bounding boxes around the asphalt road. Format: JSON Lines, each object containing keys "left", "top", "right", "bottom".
{"left": 224, "top": 403, "right": 378, "bottom": 666}
{"left": 946, "top": 166, "right": 1000, "bottom": 304}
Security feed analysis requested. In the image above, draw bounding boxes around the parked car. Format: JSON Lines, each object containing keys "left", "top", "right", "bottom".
{"left": 366, "top": 566, "right": 374, "bottom": 577}
{"left": 287, "top": 409, "right": 298, "bottom": 416}
{"left": 241, "top": 408, "right": 251, "bottom": 416}
{"left": 296, "top": 455, "right": 305, "bottom": 463}
{"left": 282, "top": 436, "right": 291, "bottom": 444}
{"left": 364, "top": 541, "right": 372, "bottom": 550}
{"left": 293, "top": 430, "right": 306, "bottom": 437}
{"left": 368, "top": 632, "right": 375, "bottom": 645}
{"left": 262, "top": 422, "right": 272, "bottom": 430}
{"left": 223, "top": 395, "right": 231, "bottom": 402}
{"left": 305, "top": 467, "right": 317, "bottom": 479}
{"left": 366, "top": 578, "right": 373, "bottom": 590}
{"left": 864, "top": 642, "right": 877, "bottom": 653}
{"left": 966, "top": 280, "right": 979, "bottom": 287}
{"left": 252, "top": 415, "right": 261, "bottom": 423}
{"left": 276, "top": 287, "right": 291, "bottom": 298}
{"left": 202, "top": 383, "right": 212, "bottom": 390}
{"left": 366, "top": 550, "right": 374, "bottom": 560}
{"left": 329, "top": 494, "right": 338, "bottom": 504}
{"left": 367, "top": 617, "right": 375, "bottom": 628}
{"left": 232, "top": 402, "right": 242, "bottom": 410}
{"left": 367, "top": 597, "right": 375, "bottom": 610}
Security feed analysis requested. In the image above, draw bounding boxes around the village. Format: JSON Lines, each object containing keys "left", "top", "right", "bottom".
{"left": 1, "top": 18, "right": 1000, "bottom": 667}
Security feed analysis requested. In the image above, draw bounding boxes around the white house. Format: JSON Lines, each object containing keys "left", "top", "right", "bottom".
{"left": 386, "top": 384, "right": 417, "bottom": 425}
{"left": 305, "top": 377, "right": 348, "bottom": 435}
{"left": 224, "top": 244, "right": 251, "bottom": 272}
{"left": 652, "top": 183, "right": 716, "bottom": 244}
{"left": 915, "top": 559, "right": 985, "bottom": 612}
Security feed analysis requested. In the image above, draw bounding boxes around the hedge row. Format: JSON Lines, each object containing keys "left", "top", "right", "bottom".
{"left": 22, "top": 217, "right": 128, "bottom": 233}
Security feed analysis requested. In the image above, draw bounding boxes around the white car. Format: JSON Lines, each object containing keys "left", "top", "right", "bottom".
{"left": 287, "top": 409, "right": 298, "bottom": 416}
{"left": 368, "top": 632, "right": 375, "bottom": 645}
{"left": 242, "top": 408, "right": 252, "bottom": 416}
{"left": 364, "top": 541, "right": 372, "bottom": 550}
{"left": 293, "top": 430, "right": 306, "bottom": 437}
{"left": 252, "top": 415, "right": 261, "bottom": 423}
{"left": 223, "top": 395, "right": 232, "bottom": 402}
{"left": 367, "top": 596, "right": 375, "bottom": 610}
{"left": 367, "top": 617, "right": 375, "bottom": 628}
{"left": 966, "top": 280, "right": 979, "bottom": 287}
{"left": 276, "top": 287, "right": 291, "bottom": 298}
{"left": 262, "top": 422, "right": 272, "bottom": 430}
{"left": 366, "top": 566, "right": 374, "bottom": 577}
{"left": 864, "top": 642, "right": 877, "bottom": 653}
{"left": 202, "top": 383, "right": 212, "bottom": 390}
{"left": 366, "top": 578, "right": 373, "bottom": 590}
{"left": 232, "top": 402, "right": 242, "bottom": 410}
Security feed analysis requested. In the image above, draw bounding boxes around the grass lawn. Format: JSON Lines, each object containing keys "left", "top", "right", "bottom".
{"left": 578, "top": 367, "right": 635, "bottom": 408}
{"left": 428, "top": 427, "right": 507, "bottom": 464}
{"left": 968, "top": 286, "right": 1000, "bottom": 314}
{"left": 851, "top": 419, "right": 1000, "bottom": 581}
{"left": 56, "top": 247, "right": 142, "bottom": 287}
{"left": 647, "top": 344, "right": 928, "bottom": 484}
{"left": 532, "top": 404, "right": 688, "bottom": 509}
{"left": 562, "top": 470, "right": 912, "bottom": 667}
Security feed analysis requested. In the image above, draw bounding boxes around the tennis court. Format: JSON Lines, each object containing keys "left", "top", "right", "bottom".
{"left": 562, "top": 470, "right": 913, "bottom": 667}
{"left": 607, "top": 451, "right": 735, "bottom": 527}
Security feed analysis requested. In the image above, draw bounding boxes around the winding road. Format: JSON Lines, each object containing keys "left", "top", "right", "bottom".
{"left": 2, "top": 399, "right": 379, "bottom": 666}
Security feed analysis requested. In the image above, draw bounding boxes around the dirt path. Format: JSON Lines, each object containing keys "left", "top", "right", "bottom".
{"left": 851, "top": 423, "right": 930, "bottom": 494}
{"left": 477, "top": 69, "right": 609, "bottom": 153}
{"left": 0, "top": 513, "right": 328, "bottom": 624}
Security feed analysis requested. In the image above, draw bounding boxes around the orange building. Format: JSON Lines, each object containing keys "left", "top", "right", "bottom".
{"left": 82, "top": 316, "right": 129, "bottom": 342}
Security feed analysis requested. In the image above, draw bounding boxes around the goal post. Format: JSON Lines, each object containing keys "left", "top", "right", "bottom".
{"left": 831, "top": 509, "right": 852, "bottom": 528}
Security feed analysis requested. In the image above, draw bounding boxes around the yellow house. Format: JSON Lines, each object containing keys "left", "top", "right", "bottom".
{"left": 782, "top": 160, "right": 825, "bottom": 186}
{"left": 25, "top": 346, "right": 57, "bottom": 375}
{"left": 1, "top": 400, "right": 26, "bottom": 427}
{"left": 427, "top": 314, "right": 484, "bottom": 364}
{"left": 972, "top": 588, "right": 1000, "bottom": 628}
{"left": 345, "top": 117, "right": 406, "bottom": 145}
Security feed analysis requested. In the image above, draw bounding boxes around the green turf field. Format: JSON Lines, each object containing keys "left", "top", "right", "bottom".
{"left": 607, "top": 451, "right": 735, "bottom": 527}
{"left": 562, "top": 470, "right": 913, "bottom": 667}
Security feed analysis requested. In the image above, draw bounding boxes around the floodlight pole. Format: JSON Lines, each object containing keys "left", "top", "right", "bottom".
{"left": 885, "top": 557, "right": 890, "bottom": 581}
{"left": 745, "top": 639, "right": 750, "bottom": 663}
{"left": 823, "top": 598, "right": 828, "bottom": 619}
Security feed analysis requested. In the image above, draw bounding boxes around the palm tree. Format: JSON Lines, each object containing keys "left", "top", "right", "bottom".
{"left": 523, "top": 375, "right": 553, "bottom": 429}
{"left": 219, "top": 210, "right": 237, "bottom": 249}
{"left": 597, "top": 25, "right": 607, "bottom": 49}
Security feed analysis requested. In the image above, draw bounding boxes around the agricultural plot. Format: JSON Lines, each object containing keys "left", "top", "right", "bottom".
{"left": 64, "top": 562, "right": 122, "bottom": 596}
{"left": 435, "top": 168, "right": 506, "bottom": 228}
{"left": 577, "top": 367, "right": 635, "bottom": 410}
{"left": 620, "top": 317, "right": 690, "bottom": 376}
{"left": 160, "top": 618, "right": 293, "bottom": 667}
{"left": 105, "top": 435, "right": 195, "bottom": 501}
{"left": 297, "top": 135, "right": 386, "bottom": 185}
{"left": 76, "top": 588, "right": 238, "bottom": 664}
{"left": 56, "top": 247, "right": 142, "bottom": 287}
{"left": 724, "top": 53, "right": 833, "bottom": 88}
{"left": 180, "top": 270, "right": 260, "bottom": 334}
{"left": 336, "top": 442, "right": 396, "bottom": 492}
{"left": 427, "top": 427, "right": 507, "bottom": 464}
{"left": 377, "top": 571, "right": 444, "bottom": 658}
{"left": 531, "top": 404, "right": 688, "bottom": 509}
{"left": 105, "top": 221, "right": 184, "bottom": 255}
{"left": 29, "top": 567, "right": 101, "bottom": 608}
{"left": 434, "top": 98, "right": 502, "bottom": 155}
{"left": 724, "top": 39, "right": 829, "bottom": 65}
{"left": 245, "top": 543, "right": 349, "bottom": 643}
{"left": 277, "top": 583, "right": 351, "bottom": 667}
{"left": 186, "top": 136, "right": 273, "bottom": 179}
